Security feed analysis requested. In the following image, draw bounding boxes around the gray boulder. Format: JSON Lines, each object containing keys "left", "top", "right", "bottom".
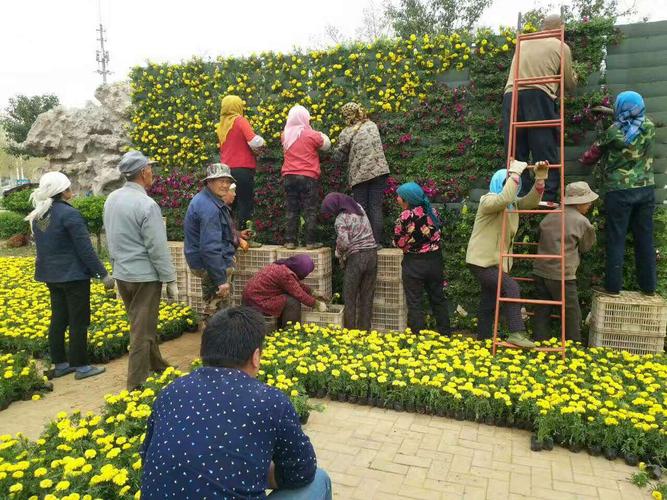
{"left": 24, "top": 81, "right": 132, "bottom": 194}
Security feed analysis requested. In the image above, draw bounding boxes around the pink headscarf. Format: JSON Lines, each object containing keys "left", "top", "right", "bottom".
{"left": 282, "top": 105, "right": 311, "bottom": 151}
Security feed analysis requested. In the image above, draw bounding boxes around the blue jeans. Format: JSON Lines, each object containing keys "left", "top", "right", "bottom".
{"left": 604, "top": 186, "right": 656, "bottom": 294}
{"left": 268, "top": 468, "right": 332, "bottom": 500}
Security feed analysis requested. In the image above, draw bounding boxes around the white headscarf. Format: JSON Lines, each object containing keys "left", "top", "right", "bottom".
{"left": 25, "top": 172, "right": 71, "bottom": 227}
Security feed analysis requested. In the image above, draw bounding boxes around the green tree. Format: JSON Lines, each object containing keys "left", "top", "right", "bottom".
{"left": 0, "top": 94, "right": 59, "bottom": 158}
{"left": 385, "top": 0, "right": 493, "bottom": 37}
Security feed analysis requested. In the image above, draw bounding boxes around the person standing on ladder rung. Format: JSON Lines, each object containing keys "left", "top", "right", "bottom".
{"left": 502, "top": 14, "right": 577, "bottom": 202}
{"left": 466, "top": 160, "right": 549, "bottom": 347}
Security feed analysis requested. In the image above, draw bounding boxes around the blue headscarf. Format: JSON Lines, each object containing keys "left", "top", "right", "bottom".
{"left": 396, "top": 182, "right": 440, "bottom": 229}
{"left": 489, "top": 169, "right": 522, "bottom": 208}
{"left": 614, "top": 91, "right": 645, "bottom": 145}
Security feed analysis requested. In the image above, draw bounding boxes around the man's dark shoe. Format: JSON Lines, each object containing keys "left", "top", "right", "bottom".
{"left": 45, "top": 366, "right": 76, "bottom": 379}
{"left": 592, "top": 286, "right": 620, "bottom": 297}
{"left": 306, "top": 242, "right": 324, "bottom": 250}
{"left": 283, "top": 242, "right": 297, "bottom": 250}
{"left": 641, "top": 290, "right": 656, "bottom": 297}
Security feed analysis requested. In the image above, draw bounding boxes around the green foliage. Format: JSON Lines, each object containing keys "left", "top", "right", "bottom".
{"left": 71, "top": 196, "right": 106, "bottom": 237}
{"left": 0, "top": 188, "right": 33, "bottom": 215}
{"left": 0, "top": 94, "right": 59, "bottom": 157}
{"left": 386, "top": 0, "right": 493, "bottom": 37}
{"left": 0, "top": 211, "right": 29, "bottom": 238}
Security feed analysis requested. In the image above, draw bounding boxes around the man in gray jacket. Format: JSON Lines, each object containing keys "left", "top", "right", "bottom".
{"left": 104, "top": 150, "right": 178, "bottom": 390}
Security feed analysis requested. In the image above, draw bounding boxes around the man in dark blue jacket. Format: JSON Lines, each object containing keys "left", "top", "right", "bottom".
{"left": 184, "top": 163, "right": 248, "bottom": 317}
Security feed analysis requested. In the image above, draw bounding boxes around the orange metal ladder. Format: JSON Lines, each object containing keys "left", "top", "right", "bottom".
{"left": 492, "top": 26, "right": 567, "bottom": 359}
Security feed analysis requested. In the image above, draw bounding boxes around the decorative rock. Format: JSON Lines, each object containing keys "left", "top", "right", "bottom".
{"left": 23, "top": 81, "right": 132, "bottom": 194}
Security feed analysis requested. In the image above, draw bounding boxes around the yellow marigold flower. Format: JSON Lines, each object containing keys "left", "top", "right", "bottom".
{"left": 40, "top": 479, "right": 53, "bottom": 488}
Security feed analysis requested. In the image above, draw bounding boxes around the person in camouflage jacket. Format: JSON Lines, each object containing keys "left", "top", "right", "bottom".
{"left": 580, "top": 91, "right": 656, "bottom": 295}
{"left": 332, "top": 102, "right": 390, "bottom": 245}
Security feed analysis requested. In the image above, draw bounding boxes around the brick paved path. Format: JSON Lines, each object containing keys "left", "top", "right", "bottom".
{"left": 0, "top": 334, "right": 645, "bottom": 499}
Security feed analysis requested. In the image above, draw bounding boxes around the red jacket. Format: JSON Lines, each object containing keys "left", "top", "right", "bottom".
{"left": 219, "top": 116, "right": 257, "bottom": 169}
{"left": 242, "top": 263, "right": 316, "bottom": 316}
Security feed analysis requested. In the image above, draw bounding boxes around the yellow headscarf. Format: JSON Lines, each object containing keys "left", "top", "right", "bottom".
{"left": 216, "top": 95, "right": 245, "bottom": 146}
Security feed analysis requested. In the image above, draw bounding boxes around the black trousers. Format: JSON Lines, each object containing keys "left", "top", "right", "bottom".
{"left": 343, "top": 248, "right": 378, "bottom": 330}
{"left": 280, "top": 296, "right": 302, "bottom": 328}
{"left": 284, "top": 174, "right": 320, "bottom": 245}
{"left": 232, "top": 168, "right": 255, "bottom": 229}
{"left": 604, "top": 186, "right": 656, "bottom": 293}
{"left": 402, "top": 251, "right": 451, "bottom": 335}
{"left": 351, "top": 174, "right": 387, "bottom": 244}
{"left": 502, "top": 89, "right": 560, "bottom": 201}
{"left": 46, "top": 280, "right": 91, "bottom": 367}
{"left": 532, "top": 276, "right": 581, "bottom": 342}
{"left": 468, "top": 264, "right": 524, "bottom": 340}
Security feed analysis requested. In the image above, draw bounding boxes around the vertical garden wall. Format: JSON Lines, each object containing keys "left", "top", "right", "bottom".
{"left": 129, "top": 18, "right": 667, "bottom": 331}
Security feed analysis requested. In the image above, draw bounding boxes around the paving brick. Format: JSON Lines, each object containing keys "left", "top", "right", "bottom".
{"left": 351, "top": 478, "right": 382, "bottom": 499}
{"left": 397, "top": 483, "right": 442, "bottom": 499}
{"left": 530, "top": 487, "right": 580, "bottom": 500}
{"left": 550, "top": 460, "right": 574, "bottom": 483}
{"left": 463, "top": 484, "right": 488, "bottom": 499}
{"left": 370, "top": 458, "right": 410, "bottom": 475}
{"left": 328, "top": 470, "right": 362, "bottom": 487}
{"left": 402, "top": 465, "right": 428, "bottom": 488}
{"left": 471, "top": 449, "right": 493, "bottom": 468}
{"left": 509, "top": 471, "right": 532, "bottom": 496}
{"left": 437, "top": 443, "right": 475, "bottom": 457}
{"left": 409, "top": 423, "right": 442, "bottom": 435}
{"left": 394, "top": 453, "right": 433, "bottom": 469}
{"left": 487, "top": 478, "right": 511, "bottom": 497}
{"left": 449, "top": 455, "right": 473, "bottom": 473}
{"left": 458, "top": 438, "right": 494, "bottom": 452}
{"left": 491, "top": 460, "right": 532, "bottom": 475}
{"left": 446, "top": 471, "right": 490, "bottom": 489}
{"left": 552, "top": 480, "right": 598, "bottom": 497}
{"left": 422, "top": 478, "right": 466, "bottom": 495}
{"left": 596, "top": 487, "right": 626, "bottom": 500}
{"left": 352, "top": 448, "right": 378, "bottom": 467}
{"left": 469, "top": 465, "right": 511, "bottom": 482}
{"left": 332, "top": 484, "right": 355, "bottom": 499}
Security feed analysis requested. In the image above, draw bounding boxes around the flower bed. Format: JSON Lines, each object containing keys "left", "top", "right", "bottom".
{"left": 0, "top": 362, "right": 314, "bottom": 498}
{"left": 0, "top": 323, "right": 664, "bottom": 498}
{"left": 0, "top": 258, "right": 197, "bottom": 362}
{"left": 0, "top": 352, "right": 49, "bottom": 411}
{"left": 259, "top": 324, "right": 666, "bottom": 465}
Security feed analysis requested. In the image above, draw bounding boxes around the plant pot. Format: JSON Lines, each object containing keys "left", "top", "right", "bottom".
{"left": 406, "top": 402, "right": 416, "bottom": 413}
{"left": 43, "top": 382, "right": 54, "bottom": 392}
{"left": 357, "top": 397, "right": 368, "bottom": 406}
{"left": 603, "top": 447, "right": 618, "bottom": 461}
{"left": 455, "top": 411, "right": 465, "bottom": 421}
{"left": 315, "top": 389, "right": 326, "bottom": 399}
{"left": 299, "top": 413, "right": 310, "bottom": 425}
{"left": 393, "top": 402, "right": 404, "bottom": 412}
{"left": 484, "top": 416, "right": 495, "bottom": 426}
{"left": 337, "top": 393, "right": 347, "bottom": 403}
{"left": 624, "top": 453, "right": 639, "bottom": 467}
{"left": 587, "top": 444, "right": 602, "bottom": 457}
{"left": 648, "top": 465, "right": 663, "bottom": 480}
{"left": 543, "top": 437, "right": 554, "bottom": 451}
{"left": 530, "top": 435, "right": 543, "bottom": 452}
{"left": 569, "top": 442, "right": 583, "bottom": 453}
{"left": 436, "top": 408, "right": 446, "bottom": 417}
{"left": 348, "top": 395, "right": 358, "bottom": 404}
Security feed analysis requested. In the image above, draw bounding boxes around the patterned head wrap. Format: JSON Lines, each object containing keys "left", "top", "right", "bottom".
{"left": 340, "top": 102, "right": 367, "bottom": 126}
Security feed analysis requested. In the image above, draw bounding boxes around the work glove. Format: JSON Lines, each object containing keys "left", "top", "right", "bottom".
{"left": 166, "top": 282, "right": 179, "bottom": 300}
{"left": 217, "top": 283, "right": 231, "bottom": 298}
{"left": 315, "top": 300, "right": 328, "bottom": 313}
{"left": 534, "top": 161, "right": 550, "bottom": 181}
{"left": 508, "top": 159, "right": 528, "bottom": 176}
{"left": 102, "top": 274, "right": 115, "bottom": 290}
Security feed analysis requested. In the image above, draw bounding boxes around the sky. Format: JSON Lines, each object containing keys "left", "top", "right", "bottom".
{"left": 0, "top": 0, "right": 664, "bottom": 109}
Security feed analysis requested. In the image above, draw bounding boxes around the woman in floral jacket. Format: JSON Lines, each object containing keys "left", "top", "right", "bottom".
{"left": 393, "top": 182, "right": 451, "bottom": 335}
{"left": 242, "top": 255, "right": 327, "bottom": 328}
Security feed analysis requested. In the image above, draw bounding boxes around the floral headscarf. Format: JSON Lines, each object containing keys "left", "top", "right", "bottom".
{"left": 340, "top": 102, "right": 367, "bottom": 126}
{"left": 216, "top": 95, "right": 245, "bottom": 146}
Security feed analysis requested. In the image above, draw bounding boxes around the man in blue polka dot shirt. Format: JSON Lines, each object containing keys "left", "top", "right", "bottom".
{"left": 140, "top": 306, "right": 332, "bottom": 499}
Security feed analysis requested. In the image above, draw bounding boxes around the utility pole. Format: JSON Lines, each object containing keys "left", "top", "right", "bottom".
{"left": 95, "top": 1, "right": 111, "bottom": 84}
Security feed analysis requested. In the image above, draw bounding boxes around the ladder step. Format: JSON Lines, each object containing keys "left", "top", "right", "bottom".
{"left": 512, "top": 119, "right": 562, "bottom": 128}
{"left": 498, "top": 297, "right": 563, "bottom": 306}
{"left": 518, "top": 29, "right": 563, "bottom": 41}
{"left": 516, "top": 76, "right": 562, "bottom": 86}
{"left": 513, "top": 242, "right": 539, "bottom": 246}
{"left": 514, "top": 277, "right": 535, "bottom": 282}
{"left": 506, "top": 209, "right": 564, "bottom": 214}
{"left": 495, "top": 341, "right": 565, "bottom": 352}
{"left": 501, "top": 253, "right": 563, "bottom": 259}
